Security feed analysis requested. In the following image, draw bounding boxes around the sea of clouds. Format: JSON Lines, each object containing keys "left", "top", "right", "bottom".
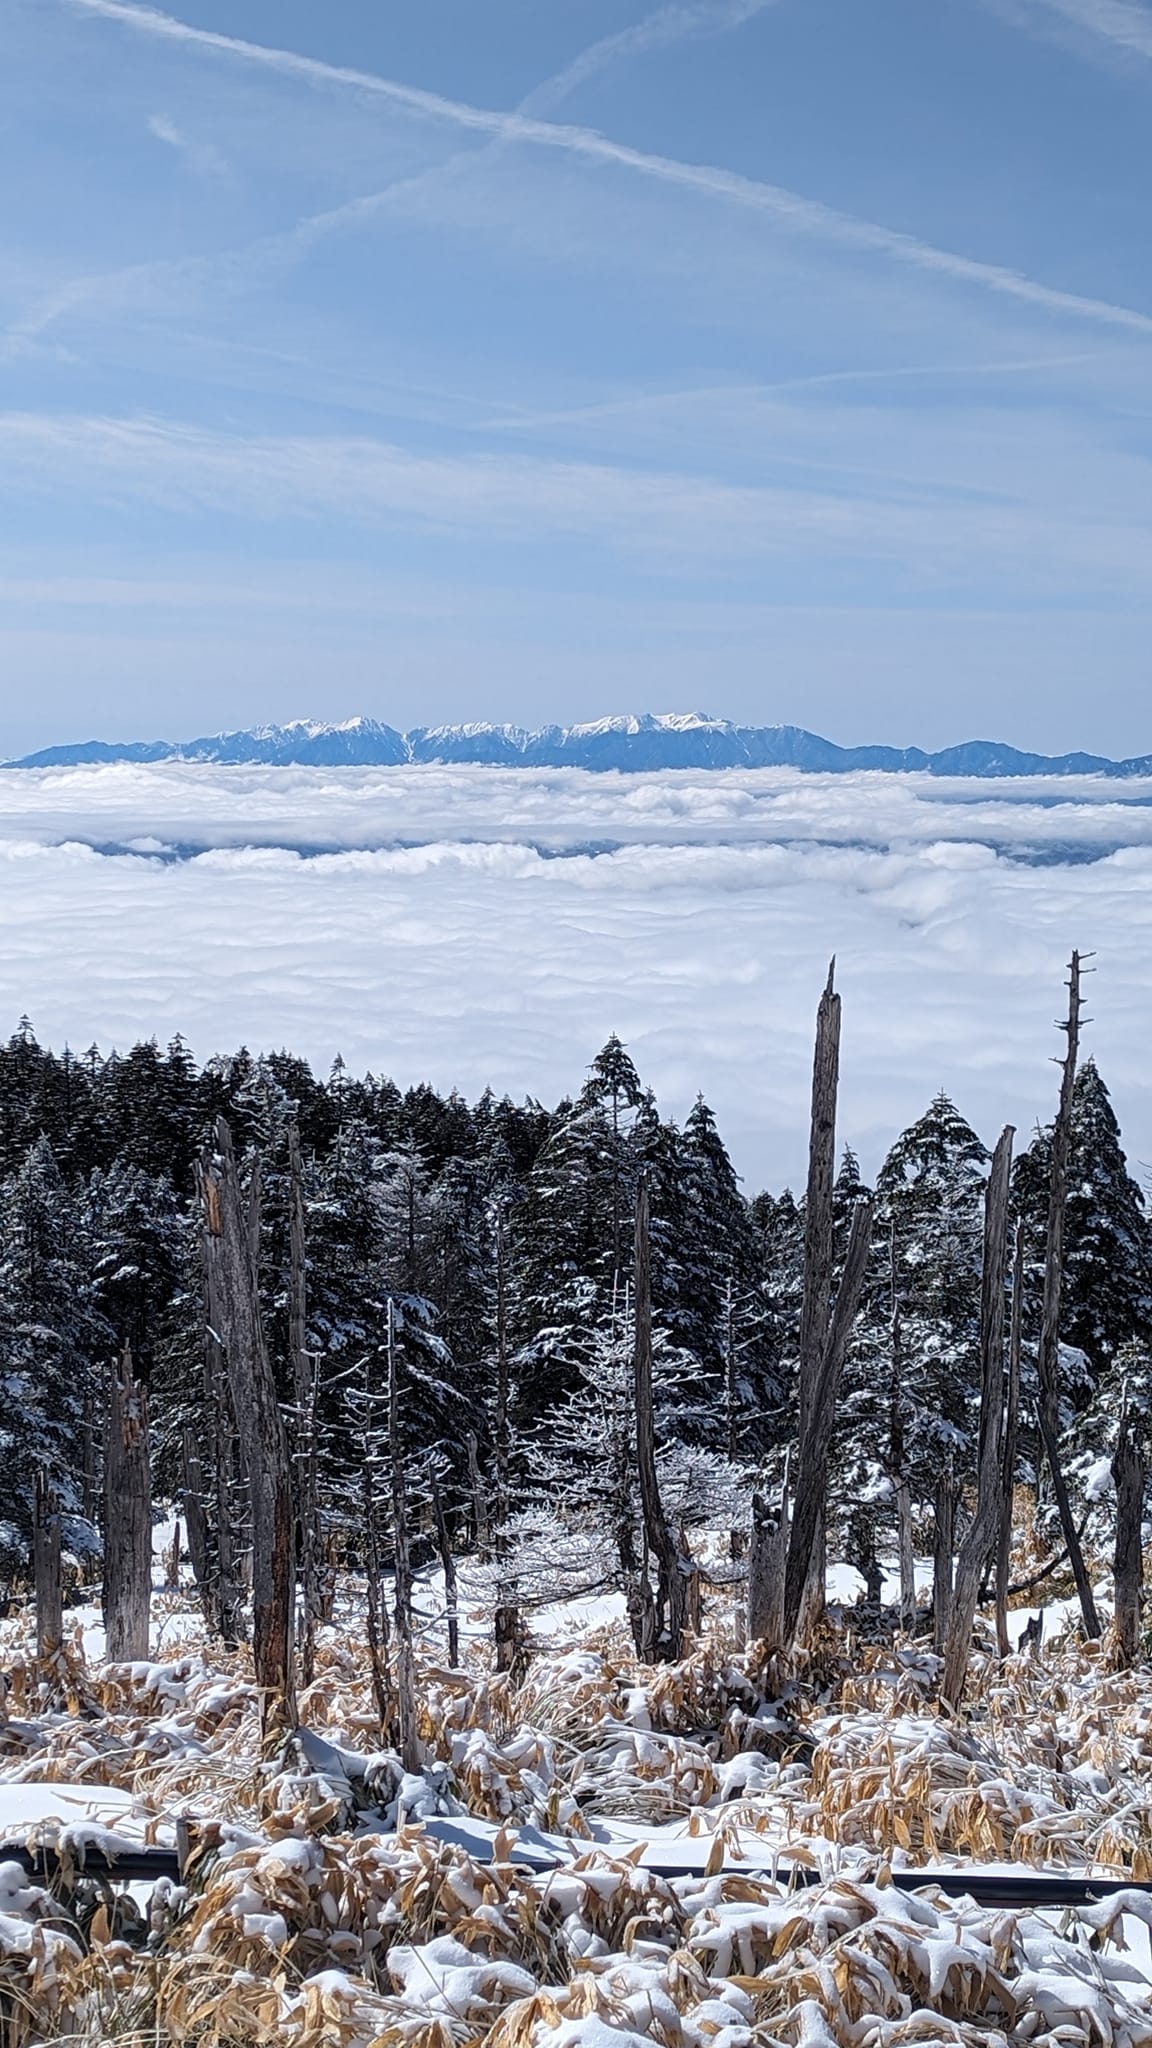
{"left": 3, "top": 761, "right": 1150, "bottom": 1189}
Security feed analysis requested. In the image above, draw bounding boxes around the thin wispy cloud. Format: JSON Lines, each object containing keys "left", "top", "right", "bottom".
{"left": 520, "top": 0, "right": 778, "bottom": 116}
{"left": 146, "top": 111, "right": 226, "bottom": 176}
{"left": 1, "top": 409, "right": 1150, "bottom": 596}
{"left": 61, "top": 0, "right": 1152, "bottom": 338}
{"left": 997, "top": 0, "right": 1152, "bottom": 59}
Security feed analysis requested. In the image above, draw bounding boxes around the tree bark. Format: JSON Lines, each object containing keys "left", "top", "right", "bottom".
{"left": 182, "top": 1424, "right": 211, "bottom": 1616}
{"left": 932, "top": 1466, "right": 955, "bottom": 1653}
{"left": 1111, "top": 1407, "right": 1145, "bottom": 1669}
{"left": 33, "top": 1470, "right": 63, "bottom": 1669}
{"left": 633, "top": 1178, "right": 692, "bottom": 1662}
{"left": 795, "top": 960, "right": 842, "bottom": 1634}
{"left": 288, "top": 1122, "right": 322, "bottom": 1690}
{"left": 942, "top": 1125, "right": 1014, "bottom": 1708}
{"left": 199, "top": 1119, "right": 296, "bottom": 1740}
{"left": 995, "top": 1221, "right": 1025, "bottom": 1657}
{"left": 431, "top": 1477, "right": 460, "bottom": 1670}
{"left": 783, "top": 1198, "right": 874, "bottom": 1644}
{"left": 103, "top": 1346, "right": 152, "bottom": 1662}
{"left": 748, "top": 1487, "right": 789, "bottom": 1644}
{"left": 387, "top": 1300, "right": 422, "bottom": 1772}
{"left": 491, "top": 1211, "right": 522, "bottom": 1670}
{"left": 201, "top": 1228, "right": 243, "bottom": 1649}
{"left": 1037, "top": 953, "right": 1101, "bottom": 1638}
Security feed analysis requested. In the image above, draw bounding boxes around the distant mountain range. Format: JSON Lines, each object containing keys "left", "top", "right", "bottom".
{"left": 9, "top": 713, "right": 1152, "bottom": 777}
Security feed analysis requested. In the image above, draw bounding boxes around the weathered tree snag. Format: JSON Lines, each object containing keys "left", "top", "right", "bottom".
{"left": 1037, "top": 953, "right": 1101, "bottom": 1639}
{"left": 387, "top": 1300, "right": 422, "bottom": 1772}
{"left": 491, "top": 1211, "right": 522, "bottom": 1672}
{"left": 748, "top": 963, "right": 842, "bottom": 1647}
{"left": 182, "top": 1424, "right": 211, "bottom": 1617}
{"left": 889, "top": 1247, "right": 918, "bottom": 1635}
{"left": 633, "top": 1178, "right": 692, "bottom": 1663}
{"left": 748, "top": 1487, "right": 789, "bottom": 1645}
{"left": 941, "top": 1126, "right": 1015, "bottom": 1709}
{"left": 795, "top": 960, "right": 842, "bottom": 1634}
{"left": 783, "top": 1197, "right": 875, "bottom": 1645}
{"left": 1111, "top": 1403, "right": 1145, "bottom": 1669}
{"left": 200, "top": 1228, "right": 243, "bottom": 1650}
{"left": 287, "top": 1122, "right": 321, "bottom": 1691}
{"left": 430, "top": 1476, "right": 460, "bottom": 1670}
{"left": 33, "top": 1470, "right": 63, "bottom": 1670}
{"left": 103, "top": 1346, "right": 152, "bottom": 1662}
{"left": 995, "top": 1222, "right": 1025, "bottom": 1658}
{"left": 199, "top": 1119, "right": 296, "bottom": 1741}
{"left": 932, "top": 1465, "right": 955, "bottom": 1654}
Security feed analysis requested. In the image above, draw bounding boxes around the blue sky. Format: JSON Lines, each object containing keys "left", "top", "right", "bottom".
{"left": 3, "top": 0, "right": 1152, "bottom": 756}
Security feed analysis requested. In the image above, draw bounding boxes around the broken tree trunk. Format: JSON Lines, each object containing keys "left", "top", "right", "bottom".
{"left": 633, "top": 1178, "right": 692, "bottom": 1663}
{"left": 387, "top": 1300, "right": 422, "bottom": 1772}
{"left": 431, "top": 1477, "right": 461, "bottom": 1670}
{"left": 748, "top": 1487, "right": 789, "bottom": 1645}
{"left": 1111, "top": 1403, "right": 1145, "bottom": 1669}
{"left": 182, "top": 1424, "right": 212, "bottom": 1621}
{"left": 795, "top": 960, "right": 842, "bottom": 1636}
{"left": 1037, "top": 952, "right": 1100, "bottom": 1639}
{"left": 287, "top": 1122, "right": 322, "bottom": 1691}
{"left": 33, "top": 1470, "right": 63, "bottom": 1670}
{"left": 200, "top": 1222, "right": 243, "bottom": 1650}
{"left": 995, "top": 1222, "right": 1025, "bottom": 1658}
{"left": 783, "top": 1197, "right": 875, "bottom": 1645}
{"left": 491, "top": 1210, "right": 522, "bottom": 1672}
{"left": 941, "top": 1125, "right": 1015, "bottom": 1709}
{"left": 199, "top": 1119, "right": 296, "bottom": 1741}
{"left": 103, "top": 1346, "right": 152, "bottom": 1663}
{"left": 932, "top": 1464, "right": 955, "bottom": 1654}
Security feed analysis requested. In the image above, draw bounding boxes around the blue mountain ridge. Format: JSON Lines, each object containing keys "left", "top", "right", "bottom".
{"left": 9, "top": 713, "right": 1151, "bottom": 777}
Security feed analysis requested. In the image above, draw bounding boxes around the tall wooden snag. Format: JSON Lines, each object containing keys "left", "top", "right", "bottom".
{"left": 198, "top": 1118, "right": 296, "bottom": 1740}
{"left": 387, "top": 1301, "right": 422, "bottom": 1772}
{"left": 1036, "top": 953, "right": 1100, "bottom": 1639}
{"left": 994, "top": 1222, "right": 1025, "bottom": 1658}
{"left": 1111, "top": 1395, "right": 1145, "bottom": 1669}
{"left": 103, "top": 1346, "right": 152, "bottom": 1662}
{"left": 287, "top": 1122, "right": 322, "bottom": 1691}
{"left": 633, "top": 1178, "right": 693, "bottom": 1663}
{"left": 942, "top": 1125, "right": 1014, "bottom": 1708}
{"left": 782, "top": 1195, "right": 874, "bottom": 1645}
{"left": 491, "top": 1211, "right": 522, "bottom": 1673}
{"left": 747, "top": 962, "right": 843, "bottom": 1647}
{"left": 33, "top": 1470, "right": 63, "bottom": 1670}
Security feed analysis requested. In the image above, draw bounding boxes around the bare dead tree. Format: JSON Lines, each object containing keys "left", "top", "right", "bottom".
{"left": 491, "top": 1211, "right": 523, "bottom": 1674}
{"left": 941, "top": 1125, "right": 1015, "bottom": 1708}
{"left": 199, "top": 1200, "right": 243, "bottom": 1650}
{"left": 33, "top": 1469, "right": 63, "bottom": 1671}
{"left": 287, "top": 1122, "right": 322, "bottom": 1690}
{"left": 932, "top": 1463, "right": 955, "bottom": 1654}
{"left": 995, "top": 1221, "right": 1025, "bottom": 1658}
{"left": 430, "top": 1474, "right": 461, "bottom": 1669}
{"left": 747, "top": 1483, "right": 789, "bottom": 1646}
{"left": 387, "top": 1300, "right": 422, "bottom": 1772}
{"left": 1036, "top": 953, "right": 1100, "bottom": 1639}
{"left": 103, "top": 1346, "right": 152, "bottom": 1662}
{"left": 783, "top": 1197, "right": 875, "bottom": 1645}
{"left": 182, "top": 1424, "right": 211, "bottom": 1616}
{"left": 199, "top": 1118, "right": 296, "bottom": 1741}
{"left": 1111, "top": 1395, "right": 1146, "bottom": 1669}
{"left": 633, "top": 1178, "right": 693, "bottom": 1663}
{"left": 747, "top": 962, "right": 841, "bottom": 1646}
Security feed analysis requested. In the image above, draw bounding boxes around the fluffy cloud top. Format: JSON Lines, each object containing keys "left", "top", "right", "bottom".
{"left": 1, "top": 763, "right": 1148, "bottom": 1188}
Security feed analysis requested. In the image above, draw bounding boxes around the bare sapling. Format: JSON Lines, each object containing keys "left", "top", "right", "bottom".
{"left": 942, "top": 1125, "right": 1014, "bottom": 1708}
{"left": 1036, "top": 954, "right": 1100, "bottom": 1639}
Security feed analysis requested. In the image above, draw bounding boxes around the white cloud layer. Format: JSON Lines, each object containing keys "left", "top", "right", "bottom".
{"left": 2, "top": 763, "right": 1149, "bottom": 1189}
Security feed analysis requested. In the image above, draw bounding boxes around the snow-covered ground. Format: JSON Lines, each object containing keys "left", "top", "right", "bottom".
{"left": 0, "top": 762, "right": 1150, "bottom": 1184}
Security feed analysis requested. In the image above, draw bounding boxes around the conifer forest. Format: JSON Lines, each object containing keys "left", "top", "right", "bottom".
{"left": 0, "top": 955, "right": 1151, "bottom": 2045}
